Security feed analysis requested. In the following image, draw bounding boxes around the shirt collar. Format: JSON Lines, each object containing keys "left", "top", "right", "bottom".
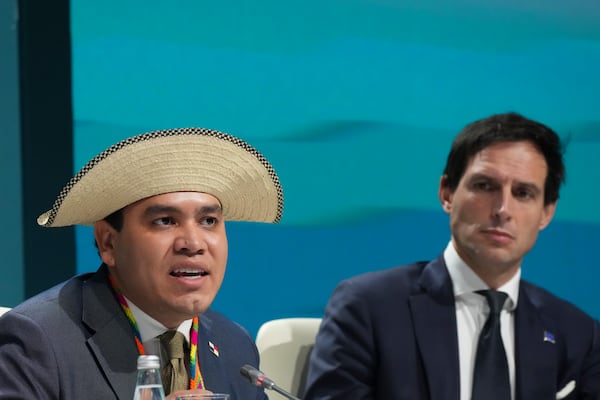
{"left": 444, "top": 241, "right": 520, "bottom": 311}
{"left": 125, "top": 296, "right": 193, "bottom": 344}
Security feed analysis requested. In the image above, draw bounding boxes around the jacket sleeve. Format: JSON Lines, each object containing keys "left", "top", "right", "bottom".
{"left": 0, "top": 311, "right": 60, "bottom": 400}
{"left": 579, "top": 318, "right": 600, "bottom": 399}
{"left": 303, "top": 279, "right": 377, "bottom": 400}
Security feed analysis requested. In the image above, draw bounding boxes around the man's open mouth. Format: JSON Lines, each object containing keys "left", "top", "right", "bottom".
{"left": 170, "top": 269, "right": 208, "bottom": 278}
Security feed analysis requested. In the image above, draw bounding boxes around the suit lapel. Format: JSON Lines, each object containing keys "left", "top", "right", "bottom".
{"left": 82, "top": 266, "right": 139, "bottom": 400}
{"left": 197, "top": 312, "right": 226, "bottom": 392}
{"left": 409, "top": 257, "right": 460, "bottom": 400}
{"left": 514, "top": 285, "right": 558, "bottom": 400}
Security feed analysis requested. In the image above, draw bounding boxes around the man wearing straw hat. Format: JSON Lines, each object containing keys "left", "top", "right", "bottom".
{"left": 0, "top": 128, "right": 283, "bottom": 399}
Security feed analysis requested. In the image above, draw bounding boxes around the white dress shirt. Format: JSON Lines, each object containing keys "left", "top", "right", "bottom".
{"left": 126, "top": 297, "right": 193, "bottom": 354}
{"left": 444, "top": 241, "right": 520, "bottom": 400}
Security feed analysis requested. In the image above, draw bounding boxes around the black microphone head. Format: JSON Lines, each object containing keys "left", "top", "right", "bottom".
{"left": 240, "top": 364, "right": 276, "bottom": 390}
{"left": 240, "top": 365, "right": 300, "bottom": 400}
{"left": 240, "top": 364, "right": 261, "bottom": 385}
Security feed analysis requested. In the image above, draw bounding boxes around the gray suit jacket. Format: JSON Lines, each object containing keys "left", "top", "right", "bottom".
{"left": 0, "top": 265, "right": 266, "bottom": 400}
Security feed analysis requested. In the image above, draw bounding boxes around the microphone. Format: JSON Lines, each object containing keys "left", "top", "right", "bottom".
{"left": 240, "top": 364, "right": 302, "bottom": 400}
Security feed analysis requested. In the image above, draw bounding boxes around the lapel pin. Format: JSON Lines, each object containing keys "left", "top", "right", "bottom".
{"left": 208, "top": 341, "right": 220, "bottom": 357}
{"left": 543, "top": 330, "right": 556, "bottom": 344}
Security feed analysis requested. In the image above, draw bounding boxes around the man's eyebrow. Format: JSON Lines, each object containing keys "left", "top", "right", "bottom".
{"left": 515, "top": 181, "right": 542, "bottom": 194}
{"left": 468, "top": 173, "right": 542, "bottom": 192}
{"left": 142, "top": 205, "right": 180, "bottom": 217}
{"left": 142, "top": 204, "right": 223, "bottom": 217}
{"left": 466, "top": 172, "right": 495, "bottom": 182}
{"left": 197, "top": 204, "right": 223, "bottom": 214}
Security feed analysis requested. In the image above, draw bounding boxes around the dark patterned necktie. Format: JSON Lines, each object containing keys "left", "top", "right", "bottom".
{"left": 471, "top": 290, "right": 510, "bottom": 400}
{"left": 159, "top": 330, "right": 189, "bottom": 395}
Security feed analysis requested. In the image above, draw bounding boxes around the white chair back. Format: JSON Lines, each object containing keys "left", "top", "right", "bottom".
{"left": 0, "top": 306, "right": 11, "bottom": 316}
{"left": 255, "top": 318, "right": 322, "bottom": 399}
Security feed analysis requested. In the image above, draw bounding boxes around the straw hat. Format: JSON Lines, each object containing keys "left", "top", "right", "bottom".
{"left": 37, "top": 127, "right": 284, "bottom": 227}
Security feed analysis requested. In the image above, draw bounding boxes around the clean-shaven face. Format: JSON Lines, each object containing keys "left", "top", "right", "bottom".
{"left": 96, "top": 191, "right": 228, "bottom": 328}
{"left": 439, "top": 141, "right": 556, "bottom": 286}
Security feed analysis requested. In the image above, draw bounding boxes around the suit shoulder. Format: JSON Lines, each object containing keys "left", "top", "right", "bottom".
{"left": 343, "top": 262, "right": 428, "bottom": 287}
{"left": 10, "top": 272, "right": 94, "bottom": 320}
{"left": 333, "top": 262, "right": 430, "bottom": 302}
{"left": 521, "top": 280, "right": 597, "bottom": 323}
{"left": 200, "top": 309, "right": 253, "bottom": 342}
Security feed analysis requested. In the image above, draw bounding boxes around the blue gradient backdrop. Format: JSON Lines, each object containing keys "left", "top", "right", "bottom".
{"left": 71, "top": 0, "right": 600, "bottom": 336}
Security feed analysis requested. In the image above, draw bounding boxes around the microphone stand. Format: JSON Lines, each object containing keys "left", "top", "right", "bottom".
{"left": 262, "top": 380, "right": 301, "bottom": 400}
{"left": 240, "top": 364, "right": 302, "bottom": 400}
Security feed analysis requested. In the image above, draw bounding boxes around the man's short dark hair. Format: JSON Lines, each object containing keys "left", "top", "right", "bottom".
{"left": 93, "top": 208, "right": 124, "bottom": 251}
{"left": 104, "top": 208, "right": 124, "bottom": 231}
{"left": 441, "top": 112, "right": 566, "bottom": 205}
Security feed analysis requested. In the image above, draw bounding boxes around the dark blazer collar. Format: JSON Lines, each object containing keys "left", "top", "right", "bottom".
{"left": 82, "top": 265, "right": 139, "bottom": 399}
{"left": 409, "top": 256, "right": 460, "bottom": 400}
{"left": 514, "top": 284, "right": 558, "bottom": 400}
{"left": 408, "top": 258, "right": 562, "bottom": 400}
{"left": 195, "top": 310, "right": 228, "bottom": 392}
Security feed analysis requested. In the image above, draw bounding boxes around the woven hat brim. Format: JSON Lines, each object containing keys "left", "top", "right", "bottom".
{"left": 37, "top": 128, "right": 283, "bottom": 227}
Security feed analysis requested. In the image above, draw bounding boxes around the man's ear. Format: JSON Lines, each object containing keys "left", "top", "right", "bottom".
{"left": 94, "top": 220, "right": 117, "bottom": 267}
{"left": 539, "top": 201, "right": 557, "bottom": 231}
{"left": 439, "top": 175, "right": 453, "bottom": 213}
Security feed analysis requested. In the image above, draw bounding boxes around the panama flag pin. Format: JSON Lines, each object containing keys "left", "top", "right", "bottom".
{"left": 209, "top": 341, "right": 220, "bottom": 357}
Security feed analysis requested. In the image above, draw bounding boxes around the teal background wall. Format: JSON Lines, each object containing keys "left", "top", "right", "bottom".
{"left": 0, "top": 0, "right": 23, "bottom": 306}
{"left": 70, "top": 0, "right": 600, "bottom": 336}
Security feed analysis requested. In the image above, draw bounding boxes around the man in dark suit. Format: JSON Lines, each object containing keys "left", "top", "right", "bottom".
{"left": 304, "top": 113, "right": 600, "bottom": 400}
{"left": 0, "top": 128, "right": 284, "bottom": 399}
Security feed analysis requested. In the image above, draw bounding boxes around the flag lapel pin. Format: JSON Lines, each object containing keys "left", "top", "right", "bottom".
{"left": 208, "top": 341, "right": 220, "bottom": 357}
{"left": 543, "top": 330, "right": 556, "bottom": 344}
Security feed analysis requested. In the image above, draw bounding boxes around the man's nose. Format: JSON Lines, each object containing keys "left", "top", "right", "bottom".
{"left": 173, "top": 224, "right": 206, "bottom": 255}
{"left": 492, "top": 188, "right": 513, "bottom": 221}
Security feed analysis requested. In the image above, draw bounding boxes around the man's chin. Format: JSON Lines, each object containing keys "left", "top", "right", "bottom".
{"left": 479, "top": 252, "right": 521, "bottom": 272}
{"left": 176, "top": 297, "right": 213, "bottom": 317}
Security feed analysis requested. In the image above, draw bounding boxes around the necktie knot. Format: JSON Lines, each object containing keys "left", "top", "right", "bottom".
{"left": 476, "top": 289, "right": 508, "bottom": 316}
{"left": 159, "top": 330, "right": 186, "bottom": 359}
{"left": 158, "top": 330, "right": 188, "bottom": 394}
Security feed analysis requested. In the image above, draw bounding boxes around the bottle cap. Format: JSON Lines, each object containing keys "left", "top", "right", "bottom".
{"left": 137, "top": 355, "right": 160, "bottom": 369}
